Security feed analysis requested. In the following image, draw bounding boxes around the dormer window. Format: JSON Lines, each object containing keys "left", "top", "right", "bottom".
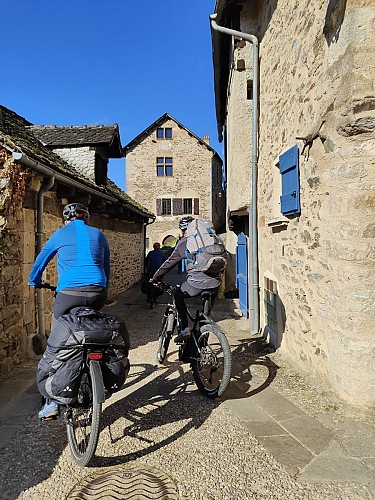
{"left": 156, "top": 127, "right": 172, "bottom": 139}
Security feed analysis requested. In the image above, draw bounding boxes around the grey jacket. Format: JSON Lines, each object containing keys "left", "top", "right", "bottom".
{"left": 152, "top": 237, "right": 221, "bottom": 290}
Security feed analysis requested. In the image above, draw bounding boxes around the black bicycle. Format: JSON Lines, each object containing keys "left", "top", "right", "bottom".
{"left": 155, "top": 282, "right": 232, "bottom": 399}
{"left": 39, "top": 284, "right": 127, "bottom": 467}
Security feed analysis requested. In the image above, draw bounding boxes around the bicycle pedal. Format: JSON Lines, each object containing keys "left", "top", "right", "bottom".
{"left": 40, "top": 415, "right": 58, "bottom": 421}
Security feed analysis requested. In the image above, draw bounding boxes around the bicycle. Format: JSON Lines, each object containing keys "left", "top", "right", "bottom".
{"left": 39, "top": 283, "right": 128, "bottom": 467}
{"left": 155, "top": 282, "right": 232, "bottom": 399}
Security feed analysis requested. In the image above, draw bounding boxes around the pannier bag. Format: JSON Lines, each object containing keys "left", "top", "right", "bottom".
{"left": 37, "top": 307, "right": 130, "bottom": 405}
{"left": 141, "top": 276, "right": 149, "bottom": 294}
{"left": 185, "top": 219, "right": 228, "bottom": 276}
{"left": 141, "top": 275, "right": 163, "bottom": 297}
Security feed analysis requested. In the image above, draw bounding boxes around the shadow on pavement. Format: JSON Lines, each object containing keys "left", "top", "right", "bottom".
{"left": 94, "top": 361, "right": 218, "bottom": 467}
{"left": 223, "top": 339, "right": 279, "bottom": 400}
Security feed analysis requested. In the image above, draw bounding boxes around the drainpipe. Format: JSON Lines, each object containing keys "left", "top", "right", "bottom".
{"left": 12, "top": 152, "right": 117, "bottom": 203}
{"left": 36, "top": 175, "right": 55, "bottom": 342}
{"left": 210, "top": 13, "right": 260, "bottom": 335}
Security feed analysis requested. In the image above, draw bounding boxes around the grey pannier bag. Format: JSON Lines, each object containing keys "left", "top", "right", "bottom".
{"left": 37, "top": 307, "right": 130, "bottom": 405}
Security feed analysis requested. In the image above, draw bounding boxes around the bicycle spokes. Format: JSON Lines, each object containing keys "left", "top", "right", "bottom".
{"left": 191, "top": 325, "right": 232, "bottom": 399}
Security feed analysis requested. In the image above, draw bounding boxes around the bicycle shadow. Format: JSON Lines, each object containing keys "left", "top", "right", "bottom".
{"left": 92, "top": 336, "right": 279, "bottom": 468}
{"left": 221, "top": 338, "right": 279, "bottom": 401}
{"left": 92, "top": 360, "right": 219, "bottom": 468}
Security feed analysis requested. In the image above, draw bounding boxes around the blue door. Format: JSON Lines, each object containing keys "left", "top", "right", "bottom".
{"left": 236, "top": 232, "right": 248, "bottom": 317}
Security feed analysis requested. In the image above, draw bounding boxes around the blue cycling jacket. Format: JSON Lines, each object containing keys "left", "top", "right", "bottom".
{"left": 28, "top": 220, "right": 110, "bottom": 292}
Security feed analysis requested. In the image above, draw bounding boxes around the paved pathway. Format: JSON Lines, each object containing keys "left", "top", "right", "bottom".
{"left": 0, "top": 270, "right": 374, "bottom": 499}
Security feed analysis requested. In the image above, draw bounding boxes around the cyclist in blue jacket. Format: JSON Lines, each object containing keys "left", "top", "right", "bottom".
{"left": 29, "top": 202, "right": 110, "bottom": 420}
{"left": 29, "top": 202, "right": 110, "bottom": 319}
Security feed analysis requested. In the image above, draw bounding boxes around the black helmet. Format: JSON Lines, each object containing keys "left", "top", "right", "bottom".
{"left": 179, "top": 216, "right": 194, "bottom": 231}
{"left": 63, "top": 203, "right": 90, "bottom": 222}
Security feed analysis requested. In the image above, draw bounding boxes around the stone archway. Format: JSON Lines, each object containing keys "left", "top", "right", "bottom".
{"left": 162, "top": 234, "right": 176, "bottom": 246}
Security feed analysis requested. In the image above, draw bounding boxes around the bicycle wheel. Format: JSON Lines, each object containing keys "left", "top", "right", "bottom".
{"left": 66, "top": 360, "right": 103, "bottom": 467}
{"left": 191, "top": 323, "right": 232, "bottom": 399}
{"left": 157, "top": 310, "right": 175, "bottom": 364}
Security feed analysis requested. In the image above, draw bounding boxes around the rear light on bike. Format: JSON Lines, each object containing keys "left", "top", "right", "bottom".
{"left": 88, "top": 353, "right": 103, "bottom": 360}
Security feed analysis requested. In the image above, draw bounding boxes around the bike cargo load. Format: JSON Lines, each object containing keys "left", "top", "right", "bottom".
{"left": 37, "top": 307, "right": 130, "bottom": 405}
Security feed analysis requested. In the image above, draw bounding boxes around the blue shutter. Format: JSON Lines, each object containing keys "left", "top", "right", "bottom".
{"left": 279, "top": 145, "right": 300, "bottom": 215}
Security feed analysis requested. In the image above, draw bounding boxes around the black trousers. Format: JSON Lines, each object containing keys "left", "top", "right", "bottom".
{"left": 174, "top": 283, "right": 218, "bottom": 330}
{"left": 52, "top": 286, "right": 107, "bottom": 318}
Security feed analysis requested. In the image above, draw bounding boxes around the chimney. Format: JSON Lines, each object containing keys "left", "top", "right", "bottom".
{"left": 203, "top": 135, "right": 210, "bottom": 146}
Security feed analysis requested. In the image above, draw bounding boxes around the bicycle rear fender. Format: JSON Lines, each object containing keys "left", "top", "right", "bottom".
{"left": 90, "top": 360, "right": 105, "bottom": 403}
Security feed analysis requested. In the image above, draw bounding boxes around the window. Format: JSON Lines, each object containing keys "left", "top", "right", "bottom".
{"left": 183, "top": 198, "right": 192, "bottom": 214}
{"left": 264, "top": 277, "right": 278, "bottom": 334}
{"left": 171, "top": 198, "right": 199, "bottom": 215}
{"left": 156, "top": 157, "right": 173, "bottom": 176}
{"left": 162, "top": 198, "right": 171, "bottom": 215}
{"left": 156, "top": 127, "right": 172, "bottom": 139}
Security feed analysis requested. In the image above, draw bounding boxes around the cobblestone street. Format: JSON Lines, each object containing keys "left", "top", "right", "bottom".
{"left": 0, "top": 270, "right": 374, "bottom": 499}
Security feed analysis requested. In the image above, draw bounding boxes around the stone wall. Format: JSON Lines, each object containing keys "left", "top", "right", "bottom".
{"left": 0, "top": 149, "right": 145, "bottom": 375}
{"left": 225, "top": 0, "right": 375, "bottom": 406}
{"left": 126, "top": 118, "right": 223, "bottom": 248}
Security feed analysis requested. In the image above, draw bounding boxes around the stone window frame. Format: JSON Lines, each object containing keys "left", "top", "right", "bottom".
{"left": 156, "top": 127, "right": 173, "bottom": 139}
{"left": 156, "top": 157, "right": 173, "bottom": 177}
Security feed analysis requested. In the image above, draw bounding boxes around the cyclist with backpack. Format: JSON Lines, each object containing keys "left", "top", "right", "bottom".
{"left": 150, "top": 216, "right": 228, "bottom": 343}
{"left": 29, "top": 202, "right": 111, "bottom": 419}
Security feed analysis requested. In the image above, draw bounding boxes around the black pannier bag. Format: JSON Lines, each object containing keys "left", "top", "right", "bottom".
{"left": 141, "top": 276, "right": 149, "bottom": 294}
{"left": 37, "top": 307, "right": 130, "bottom": 405}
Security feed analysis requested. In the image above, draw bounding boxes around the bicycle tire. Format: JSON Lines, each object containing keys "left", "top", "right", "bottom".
{"left": 191, "top": 323, "right": 232, "bottom": 399}
{"left": 66, "top": 360, "right": 103, "bottom": 467}
{"left": 157, "top": 311, "right": 175, "bottom": 364}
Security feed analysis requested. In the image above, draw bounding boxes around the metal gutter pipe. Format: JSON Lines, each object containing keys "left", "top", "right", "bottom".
{"left": 12, "top": 152, "right": 118, "bottom": 203}
{"left": 210, "top": 13, "right": 260, "bottom": 335}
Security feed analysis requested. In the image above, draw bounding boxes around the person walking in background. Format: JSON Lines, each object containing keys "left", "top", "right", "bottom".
{"left": 145, "top": 242, "right": 166, "bottom": 276}
{"left": 145, "top": 242, "right": 166, "bottom": 304}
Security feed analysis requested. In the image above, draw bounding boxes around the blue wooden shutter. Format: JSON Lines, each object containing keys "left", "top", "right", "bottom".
{"left": 279, "top": 145, "right": 300, "bottom": 215}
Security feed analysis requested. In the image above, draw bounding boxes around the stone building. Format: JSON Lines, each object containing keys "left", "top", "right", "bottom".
{"left": 0, "top": 105, "right": 153, "bottom": 376}
{"left": 124, "top": 113, "right": 225, "bottom": 249}
{"left": 210, "top": 1, "right": 375, "bottom": 407}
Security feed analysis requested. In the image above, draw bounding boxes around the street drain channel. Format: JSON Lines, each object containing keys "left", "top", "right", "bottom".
{"left": 67, "top": 464, "right": 178, "bottom": 499}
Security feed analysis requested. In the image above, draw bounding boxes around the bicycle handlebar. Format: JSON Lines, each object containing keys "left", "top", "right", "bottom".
{"left": 151, "top": 281, "right": 176, "bottom": 294}
{"left": 38, "top": 283, "right": 57, "bottom": 291}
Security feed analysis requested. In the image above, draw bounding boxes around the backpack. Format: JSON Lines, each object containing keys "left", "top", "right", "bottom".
{"left": 37, "top": 307, "right": 130, "bottom": 405}
{"left": 184, "top": 219, "right": 228, "bottom": 276}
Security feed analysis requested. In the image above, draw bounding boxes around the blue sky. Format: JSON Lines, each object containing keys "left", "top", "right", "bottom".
{"left": 0, "top": 0, "right": 221, "bottom": 191}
